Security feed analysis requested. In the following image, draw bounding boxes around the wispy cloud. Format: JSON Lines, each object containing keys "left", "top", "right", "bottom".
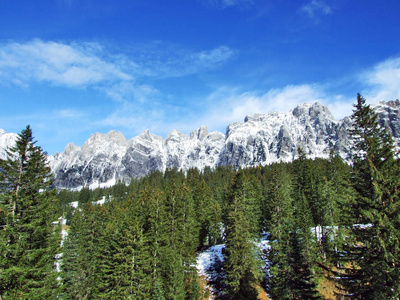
{"left": 56, "top": 109, "right": 85, "bottom": 119}
{"left": 0, "top": 39, "right": 236, "bottom": 150}
{"left": 362, "top": 56, "right": 400, "bottom": 102}
{"left": 195, "top": 84, "right": 324, "bottom": 130}
{"left": 300, "top": 0, "right": 332, "bottom": 19}
{"left": 4, "top": 39, "right": 400, "bottom": 153}
{"left": 0, "top": 39, "right": 234, "bottom": 92}
{"left": 163, "top": 84, "right": 350, "bottom": 136}
{"left": 0, "top": 40, "right": 132, "bottom": 88}
{"left": 139, "top": 45, "right": 236, "bottom": 78}
{"left": 193, "top": 55, "right": 400, "bottom": 133}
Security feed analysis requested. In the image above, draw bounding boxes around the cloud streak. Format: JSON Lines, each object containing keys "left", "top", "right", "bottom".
{"left": 362, "top": 56, "right": 400, "bottom": 102}
{"left": 2, "top": 39, "right": 400, "bottom": 154}
{"left": 0, "top": 40, "right": 235, "bottom": 100}
{"left": 0, "top": 40, "right": 132, "bottom": 88}
{"left": 300, "top": 0, "right": 332, "bottom": 19}
{"left": 138, "top": 45, "right": 236, "bottom": 78}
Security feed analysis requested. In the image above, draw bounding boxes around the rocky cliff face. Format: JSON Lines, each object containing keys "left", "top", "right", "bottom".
{"left": 2, "top": 100, "right": 400, "bottom": 189}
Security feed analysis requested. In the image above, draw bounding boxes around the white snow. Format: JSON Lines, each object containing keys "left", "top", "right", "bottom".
{"left": 2, "top": 100, "right": 400, "bottom": 190}
{"left": 197, "top": 244, "right": 225, "bottom": 279}
{"left": 196, "top": 235, "right": 272, "bottom": 287}
{"left": 69, "top": 201, "right": 79, "bottom": 208}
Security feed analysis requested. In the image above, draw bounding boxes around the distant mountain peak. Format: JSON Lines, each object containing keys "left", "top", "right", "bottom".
{"left": 2, "top": 100, "right": 400, "bottom": 189}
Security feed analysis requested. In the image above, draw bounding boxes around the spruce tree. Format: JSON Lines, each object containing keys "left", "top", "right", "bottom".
{"left": 162, "top": 181, "right": 198, "bottom": 300}
{"left": 290, "top": 149, "right": 322, "bottom": 299}
{"left": 223, "top": 171, "right": 262, "bottom": 299}
{"left": 61, "top": 202, "right": 108, "bottom": 299}
{"left": 336, "top": 94, "right": 400, "bottom": 299}
{"left": 0, "top": 125, "right": 60, "bottom": 299}
{"left": 266, "top": 164, "right": 295, "bottom": 300}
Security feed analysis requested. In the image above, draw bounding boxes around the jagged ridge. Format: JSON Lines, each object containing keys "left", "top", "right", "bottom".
{"left": 1, "top": 100, "right": 399, "bottom": 189}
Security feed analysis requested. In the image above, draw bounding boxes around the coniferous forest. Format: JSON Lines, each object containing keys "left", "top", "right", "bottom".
{"left": 1, "top": 94, "right": 400, "bottom": 299}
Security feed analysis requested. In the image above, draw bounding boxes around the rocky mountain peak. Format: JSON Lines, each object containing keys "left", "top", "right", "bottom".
{"left": 292, "top": 101, "right": 334, "bottom": 120}
{"left": 190, "top": 125, "right": 208, "bottom": 141}
{"left": 0, "top": 130, "right": 18, "bottom": 160}
{"left": 64, "top": 142, "right": 78, "bottom": 155}
{"left": 137, "top": 129, "right": 154, "bottom": 142}
{"left": 166, "top": 129, "right": 189, "bottom": 143}
{"left": 2, "top": 100, "right": 400, "bottom": 189}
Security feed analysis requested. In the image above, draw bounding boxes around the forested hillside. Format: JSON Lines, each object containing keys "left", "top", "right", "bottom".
{"left": 1, "top": 95, "right": 400, "bottom": 299}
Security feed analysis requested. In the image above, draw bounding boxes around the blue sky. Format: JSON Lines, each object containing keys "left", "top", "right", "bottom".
{"left": 1, "top": 0, "right": 400, "bottom": 154}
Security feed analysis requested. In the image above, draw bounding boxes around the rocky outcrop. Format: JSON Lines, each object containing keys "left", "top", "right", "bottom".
{"left": 2, "top": 100, "right": 400, "bottom": 189}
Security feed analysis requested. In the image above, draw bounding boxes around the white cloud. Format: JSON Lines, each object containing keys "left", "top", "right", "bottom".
{"left": 179, "top": 84, "right": 354, "bottom": 135}
{"left": 193, "top": 57, "right": 400, "bottom": 133}
{"left": 56, "top": 109, "right": 85, "bottom": 119}
{"left": 200, "top": 85, "right": 319, "bottom": 129}
{"left": 362, "top": 56, "right": 400, "bottom": 102}
{"left": 101, "top": 81, "right": 160, "bottom": 104}
{"left": 140, "top": 45, "right": 235, "bottom": 78}
{"left": 0, "top": 40, "right": 132, "bottom": 88}
{"left": 5, "top": 39, "right": 400, "bottom": 154}
{"left": 300, "top": 0, "right": 332, "bottom": 19}
{"left": 0, "top": 39, "right": 234, "bottom": 90}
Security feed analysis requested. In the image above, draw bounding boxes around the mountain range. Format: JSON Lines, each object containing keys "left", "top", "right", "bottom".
{"left": 1, "top": 100, "right": 399, "bottom": 189}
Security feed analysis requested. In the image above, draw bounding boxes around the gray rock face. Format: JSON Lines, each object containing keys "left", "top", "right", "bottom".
{"left": 2, "top": 100, "right": 400, "bottom": 189}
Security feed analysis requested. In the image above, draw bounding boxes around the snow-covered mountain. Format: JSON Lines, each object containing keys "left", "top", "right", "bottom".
{"left": 0, "top": 129, "right": 18, "bottom": 160}
{"left": 2, "top": 100, "right": 400, "bottom": 189}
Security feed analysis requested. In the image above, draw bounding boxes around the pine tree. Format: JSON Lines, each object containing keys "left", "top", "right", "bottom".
{"left": 290, "top": 149, "right": 322, "bottom": 299}
{"left": 335, "top": 94, "right": 400, "bottom": 299}
{"left": 134, "top": 186, "right": 166, "bottom": 299}
{"left": 0, "top": 125, "right": 61, "bottom": 299}
{"left": 223, "top": 171, "right": 262, "bottom": 299}
{"left": 266, "top": 164, "right": 295, "bottom": 300}
{"left": 61, "top": 202, "right": 108, "bottom": 299}
{"left": 96, "top": 199, "right": 148, "bottom": 299}
{"left": 162, "top": 181, "right": 198, "bottom": 300}
{"left": 287, "top": 230, "right": 322, "bottom": 300}
{"left": 191, "top": 177, "right": 221, "bottom": 247}
{"left": 78, "top": 187, "right": 91, "bottom": 206}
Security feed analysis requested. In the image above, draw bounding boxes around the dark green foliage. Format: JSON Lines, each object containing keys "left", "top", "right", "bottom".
{"left": 188, "top": 168, "right": 222, "bottom": 247}
{"left": 153, "top": 278, "right": 166, "bottom": 300}
{"left": 0, "top": 125, "right": 61, "bottom": 299}
{"left": 266, "top": 161, "right": 322, "bottom": 300}
{"left": 223, "top": 171, "right": 262, "bottom": 299}
{"left": 335, "top": 94, "right": 400, "bottom": 299}
{"left": 61, "top": 169, "right": 203, "bottom": 300}
{"left": 288, "top": 230, "right": 322, "bottom": 300}
{"left": 61, "top": 203, "right": 109, "bottom": 299}
{"left": 55, "top": 109, "right": 400, "bottom": 300}
{"left": 58, "top": 156, "right": 356, "bottom": 299}
{"left": 265, "top": 164, "right": 294, "bottom": 300}
{"left": 78, "top": 187, "right": 91, "bottom": 206}
{"left": 187, "top": 274, "right": 201, "bottom": 300}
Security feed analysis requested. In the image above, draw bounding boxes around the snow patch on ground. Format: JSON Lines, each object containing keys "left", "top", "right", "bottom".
{"left": 196, "top": 234, "right": 272, "bottom": 298}
{"left": 197, "top": 244, "right": 225, "bottom": 279}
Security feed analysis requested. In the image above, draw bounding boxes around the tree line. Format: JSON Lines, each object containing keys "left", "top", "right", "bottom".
{"left": 1, "top": 94, "right": 400, "bottom": 299}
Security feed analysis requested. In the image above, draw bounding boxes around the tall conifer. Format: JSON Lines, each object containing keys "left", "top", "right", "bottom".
{"left": 223, "top": 171, "right": 262, "bottom": 299}
{"left": 0, "top": 125, "right": 60, "bottom": 299}
{"left": 335, "top": 94, "right": 400, "bottom": 299}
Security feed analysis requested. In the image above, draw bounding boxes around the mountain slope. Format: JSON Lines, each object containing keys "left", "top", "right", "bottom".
{"left": 2, "top": 100, "right": 400, "bottom": 189}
